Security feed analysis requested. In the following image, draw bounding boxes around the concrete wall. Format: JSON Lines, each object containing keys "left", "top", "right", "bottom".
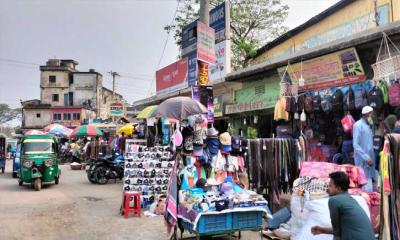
{"left": 40, "top": 70, "right": 70, "bottom": 106}
{"left": 253, "top": 0, "right": 399, "bottom": 64}
{"left": 70, "top": 73, "right": 99, "bottom": 110}
{"left": 23, "top": 109, "right": 52, "bottom": 128}
{"left": 100, "top": 89, "right": 124, "bottom": 119}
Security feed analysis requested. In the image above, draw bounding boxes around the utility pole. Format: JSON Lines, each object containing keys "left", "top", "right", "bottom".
{"left": 199, "top": 0, "right": 210, "bottom": 25}
{"left": 108, "top": 71, "right": 120, "bottom": 99}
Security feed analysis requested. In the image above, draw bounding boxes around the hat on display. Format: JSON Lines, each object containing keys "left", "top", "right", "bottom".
{"left": 193, "top": 144, "right": 204, "bottom": 157}
{"left": 219, "top": 132, "right": 232, "bottom": 145}
{"left": 362, "top": 106, "right": 373, "bottom": 115}
{"left": 207, "top": 127, "right": 219, "bottom": 138}
{"left": 220, "top": 182, "right": 235, "bottom": 197}
{"left": 224, "top": 176, "right": 234, "bottom": 184}
{"left": 231, "top": 136, "right": 241, "bottom": 151}
{"left": 222, "top": 145, "right": 232, "bottom": 152}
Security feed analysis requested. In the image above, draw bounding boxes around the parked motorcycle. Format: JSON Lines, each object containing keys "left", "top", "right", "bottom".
{"left": 86, "top": 153, "right": 124, "bottom": 184}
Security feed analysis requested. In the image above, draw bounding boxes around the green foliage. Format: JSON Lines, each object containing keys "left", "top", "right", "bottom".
{"left": 165, "top": 0, "right": 289, "bottom": 69}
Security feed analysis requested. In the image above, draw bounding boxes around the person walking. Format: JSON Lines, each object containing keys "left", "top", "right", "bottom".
{"left": 352, "top": 106, "right": 375, "bottom": 192}
{"left": 311, "top": 171, "right": 375, "bottom": 240}
{"left": 119, "top": 132, "right": 127, "bottom": 155}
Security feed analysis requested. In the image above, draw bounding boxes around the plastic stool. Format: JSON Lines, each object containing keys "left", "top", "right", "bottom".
{"left": 121, "top": 191, "right": 141, "bottom": 218}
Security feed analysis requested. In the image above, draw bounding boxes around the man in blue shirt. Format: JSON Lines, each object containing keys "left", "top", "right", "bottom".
{"left": 352, "top": 106, "right": 375, "bottom": 192}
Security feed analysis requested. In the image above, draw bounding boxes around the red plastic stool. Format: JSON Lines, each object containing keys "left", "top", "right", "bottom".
{"left": 121, "top": 191, "right": 141, "bottom": 218}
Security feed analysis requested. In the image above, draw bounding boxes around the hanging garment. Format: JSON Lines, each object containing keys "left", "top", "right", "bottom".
{"left": 180, "top": 166, "right": 198, "bottom": 190}
{"left": 274, "top": 98, "right": 289, "bottom": 121}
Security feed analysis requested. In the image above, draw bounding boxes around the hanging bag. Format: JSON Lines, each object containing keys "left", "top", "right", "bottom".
{"left": 354, "top": 87, "right": 368, "bottom": 110}
{"left": 304, "top": 96, "right": 314, "bottom": 113}
{"left": 343, "top": 87, "right": 355, "bottom": 111}
{"left": 332, "top": 89, "right": 343, "bottom": 112}
{"left": 368, "top": 86, "right": 384, "bottom": 111}
{"left": 312, "top": 92, "right": 321, "bottom": 112}
{"left": 341, "top": 114, "right": 355, "bottom": 133}
{"left": 389, "top": 81, "right": 400, "bottom": 106}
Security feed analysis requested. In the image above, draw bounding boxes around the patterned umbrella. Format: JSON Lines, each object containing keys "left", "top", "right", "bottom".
{"left": 25, "top": 130, "right": 46, "bottom": 135}
{"left": 152, "top": 97, "right": 207, "bottom": 120}
{"left": 43, "top": 124, "right": 73, "bottom": 136}
{"left": 70, "top": 125, "right": 103, "bottom": 138}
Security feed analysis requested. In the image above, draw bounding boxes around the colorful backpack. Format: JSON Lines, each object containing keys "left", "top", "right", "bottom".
{"left": 377, "top": 81, "right": 389, "bottom": 104}
{"left": 304, "top": 96, "right": 313, "bottom": 113}
{"left": 354, "top": 87, "right": 368, "bottom": 110}
{"left": 321, "top": 94, "right": 333, "bottom": 113}
{"left": 313, "top": 94, "right": 321, "bottom": 112}
{"left": 343, "top": 87, "right": 355, "bottom": 111}
{"left": 389, "top": 82, "right": 400, "bottom": 106}
{"left": 368, "top": 86, "right": 384, "bottom": 111}
{"left": 332, "top": 89, "right": 343, "bottom": 112}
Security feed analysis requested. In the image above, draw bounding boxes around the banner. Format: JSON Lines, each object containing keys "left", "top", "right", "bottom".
{"left": 209, "top": 40, "right": 230, "bottom": 82}
{"left": 192, "top": 86, "right": 214, "bottom": 122}
{"left": 213, "top": 96, "right": 223, "bottom": 118}
{"left": 110, "top": 102, "right": 124, "bottom": 117}
{"left": 197, "top": 22, "right": 216, "bottom": 64}
{"left": 156, "top": 58, "right": 188, "bottom": 93}
{"left": 198, "top": 61, "right": 209, "bottom": 86}
{"left": 277, "top": 48, "right": 365, "bottom": 92}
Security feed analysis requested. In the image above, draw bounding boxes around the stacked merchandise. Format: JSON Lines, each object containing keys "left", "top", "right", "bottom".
{"left": 166, "top": 114, "right": 270, "bottom": 233}
{"left": 276, "top": 162, "right": 379, "bottom": 240}
{"left": 123, "top": 144, "right": 173, "bottom": 207}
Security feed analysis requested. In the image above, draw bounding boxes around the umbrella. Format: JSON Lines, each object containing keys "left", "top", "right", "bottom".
{"left": 153, "top": 96, "right": 207, "bottom": 120}
{"left": 137, "top": 105, "right": 158, "bottom": 119}
{"left": 118, "top": 124, "right": 135, "bottom": 136}
{"left": 25, "top": 130, "right": 46, "bottom": 135}
{"left": 70, "top": 125, "right": 103, "bottom": 138}
{"left": 43, "top": 124, "right": 73, "bottom": 136}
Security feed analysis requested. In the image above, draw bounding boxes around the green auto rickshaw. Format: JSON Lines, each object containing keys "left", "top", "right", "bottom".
{"left": 18, "top": 134, "right": 61, "bottom": 191}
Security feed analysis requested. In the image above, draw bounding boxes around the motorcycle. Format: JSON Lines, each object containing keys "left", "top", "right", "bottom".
{"left": 87, "top": 153, "right": 124, "bottom": 184}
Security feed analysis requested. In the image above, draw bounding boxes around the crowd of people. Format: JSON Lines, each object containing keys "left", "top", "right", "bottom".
{"left": 59, "top": 132, "right": 129, "bottom": 162}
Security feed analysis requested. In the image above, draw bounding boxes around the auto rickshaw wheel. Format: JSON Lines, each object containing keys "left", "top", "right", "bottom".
{"left": 55, "top": 177, "right": 59, "bottom": 184}
{"left": 18, "top": 179, "right": 23, "bottom": 186}
{"left": 34, "top": 178, "right": 42, "bottom": 191}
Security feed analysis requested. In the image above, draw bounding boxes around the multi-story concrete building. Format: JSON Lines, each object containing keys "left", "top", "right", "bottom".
{"left": 22, "top": 59, "right": 124, "bottom": 129}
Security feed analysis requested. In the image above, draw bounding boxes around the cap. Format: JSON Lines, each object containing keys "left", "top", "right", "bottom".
{"left": 222, "top": 145, "right": 232, "bottom": 152}
{"left": 362, "top": 106, "right": 373, "bottom": 115}
{"left": 219, "top": 132, "right": 232, "bottom": 145}
{"left": 207, "top": 127, "right": 219, "bottom": 138}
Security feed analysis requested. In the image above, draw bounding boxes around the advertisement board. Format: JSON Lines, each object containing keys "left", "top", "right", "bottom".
{"left": 181, "top": 1, "right": 231, "bottom": 86}
{"left": 192, "top": 86, "right": 214, "bottom": 122}
{"left": 197, "top": 22, "right": 216, "bottom": 64}
{"left": 213, "top": 95, "right": 223, "bottom": 118}
{"left": 277, "top": 48, "right": 366, "bottom": 92}
{"left": 110, "top": 102, "right": 124, "bottom": 117}
{"left": 156, "top": 58, "right": 188, "bottom": 94}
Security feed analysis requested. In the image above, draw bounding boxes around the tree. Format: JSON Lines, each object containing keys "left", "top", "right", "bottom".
{"left": 164, "top": 0, "right": 289, "bottom": 70}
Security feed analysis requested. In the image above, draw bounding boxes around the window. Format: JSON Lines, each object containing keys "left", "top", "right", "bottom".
{"left": 69, "top": 74, "right": 73, "bottom": 84}
{"left": 69, "top": 92, "right": 74, "bottom": 106}
{"left": 52, "top": 94, "right": 59, "bottom": 102}
{"left": 63, "top": 113, "right": 71, "bottom": 120}
{"left": 36, "top": 113, "right": 41, "bottom": 118}
{"left": 49, "top": 75, "right": 56, "bottom": 83}
{"left": 73, "top": 113, "right": 81, "bottom": 120}
{"left": 53, "top": 113, "right": 62, "bottom": 121}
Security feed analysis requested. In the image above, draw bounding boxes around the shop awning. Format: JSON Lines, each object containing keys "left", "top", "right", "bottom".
{"left": 137, "top": 105, "right": 158, "bottom": 119}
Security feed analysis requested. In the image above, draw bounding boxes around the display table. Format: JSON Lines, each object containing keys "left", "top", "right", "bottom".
{"left": 177, "top": 205, "right": 270, "bottom": 240}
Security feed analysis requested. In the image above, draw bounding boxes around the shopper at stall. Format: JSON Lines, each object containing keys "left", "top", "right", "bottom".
{"left": 119, "top": 132, "right": 127, "bottom": 154}
{"left": 311, "top": 171, "right": 375, "bottom": 240}
{"left": 352, "top": 106, "right": 375, "bottom": 192}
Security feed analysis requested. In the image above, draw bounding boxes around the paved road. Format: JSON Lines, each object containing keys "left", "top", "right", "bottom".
{"left": 0, "top": 160, "right": 261, "bottom": 240}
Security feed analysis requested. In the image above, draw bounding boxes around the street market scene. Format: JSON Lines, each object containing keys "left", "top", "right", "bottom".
{"left": 1, "top": 0, "right": 400, "bottom": 239}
